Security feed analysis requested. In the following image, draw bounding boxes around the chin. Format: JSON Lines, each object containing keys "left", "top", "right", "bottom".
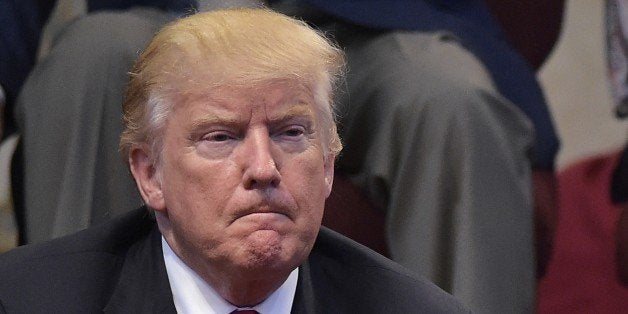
{"left": 239, "top": 235, "right": 302, "bottom": 273}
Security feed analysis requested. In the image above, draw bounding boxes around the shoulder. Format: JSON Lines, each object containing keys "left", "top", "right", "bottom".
{"left": 0, "top": 208, "right": 155, "bottom": 312}
{"left": 0, "top": 207, "right": 153, "bottom": 263}
{"left": 307, "top": 227, "right": 470, "bottom": 313}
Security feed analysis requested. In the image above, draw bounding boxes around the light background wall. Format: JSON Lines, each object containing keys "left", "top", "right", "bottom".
{"left": 540, "top": 0, "right": 627, "bottom": 169}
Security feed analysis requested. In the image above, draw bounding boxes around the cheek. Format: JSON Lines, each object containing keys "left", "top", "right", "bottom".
{"left": 161, "top": 163, "right": 236, "bottom": 254}
{"left": 286, "top": 157, "right": 328, "bottom": 220}
{"left": 162, "top": 157, "right": 237, "bottom": 222}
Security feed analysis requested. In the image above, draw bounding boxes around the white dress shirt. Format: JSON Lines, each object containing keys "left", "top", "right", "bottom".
{"left": 162, "top": 237, "right": 298, "bottom": 314}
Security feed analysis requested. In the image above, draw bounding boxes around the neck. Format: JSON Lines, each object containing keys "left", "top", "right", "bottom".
{"left": 205, "top": 272, "right": 289, "bottom": 307}
{"left": 157, "top": 216, "right": 292, "bottom": 306}
{"left": 176, "top": 242, "right": 291, "bottom": 306}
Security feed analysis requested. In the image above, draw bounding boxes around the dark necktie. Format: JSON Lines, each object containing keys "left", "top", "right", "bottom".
{"left": 230, "top": 310, "right": 259, "bottom": 314}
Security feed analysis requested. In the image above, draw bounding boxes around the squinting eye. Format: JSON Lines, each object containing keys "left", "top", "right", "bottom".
{"left": 202, "top": 132, "right": 234, "bottom": 142}
{"left": 283, "top": 127, "right": 305, "bottom": 137}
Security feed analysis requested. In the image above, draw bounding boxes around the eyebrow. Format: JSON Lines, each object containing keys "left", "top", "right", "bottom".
{"left": 187, "top": 102, "right": 316, "bottom": 134}
{"left": 270, "top": 102, "right": 316, "bottom": 122}
{"left": 188, "top": 114, "right": 241, "bottom": 132}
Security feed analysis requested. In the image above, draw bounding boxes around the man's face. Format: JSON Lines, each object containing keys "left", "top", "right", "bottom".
{"left": 135, "top": 81, "right": 334, "bottom": 280}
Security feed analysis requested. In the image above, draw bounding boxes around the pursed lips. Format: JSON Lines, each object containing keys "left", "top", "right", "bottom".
{"left": 231, "top": 202, "right": 293, "bottom": 225}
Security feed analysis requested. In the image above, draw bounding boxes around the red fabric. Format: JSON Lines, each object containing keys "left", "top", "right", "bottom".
{"left": 537, "top": 150, "right": 628, "bottom": 313}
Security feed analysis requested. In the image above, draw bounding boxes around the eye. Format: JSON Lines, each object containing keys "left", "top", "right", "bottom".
{"left": 283, "top": 126, "right": 305, "bottom": 137}
{"left": 202, "top": 131, "right": 236, "bottom": 142}
{"left": 276, "top": 125, "right": 308, "bottom": 140}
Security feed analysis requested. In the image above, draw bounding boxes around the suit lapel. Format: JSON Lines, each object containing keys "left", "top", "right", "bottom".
{"left": 292, "top": 228, "right": 354, "bottom": 313}
{"left": 291, "top": 259, "right": 321, "bottom": 314}
{"left": 101, "top": 219, "right": 337, "bottom": 313}
{"left": 104, "top": 225, "right": 176, "bottom": 314}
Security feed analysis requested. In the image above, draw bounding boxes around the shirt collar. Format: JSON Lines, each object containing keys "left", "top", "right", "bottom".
{"left": 162, "top": 236, "right": 298, "bottom": 314}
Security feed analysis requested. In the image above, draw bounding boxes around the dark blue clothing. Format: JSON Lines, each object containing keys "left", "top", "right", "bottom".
{"left": 86, "top": 0, "right": 197, "bottom": 14}
{"left": 300, "top": 0, "right": 560, "bottom": 170}
{"left": 0, "top": 0, "right": 55, "bottom": 138}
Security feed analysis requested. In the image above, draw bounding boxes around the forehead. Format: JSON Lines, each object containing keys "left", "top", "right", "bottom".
{"left": 171, "top": 81, "right": 318, "bottom": 120}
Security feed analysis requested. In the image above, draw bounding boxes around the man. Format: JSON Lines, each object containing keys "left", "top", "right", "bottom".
{"left": 0, "top": 8, "right": 468, "bottom": 313}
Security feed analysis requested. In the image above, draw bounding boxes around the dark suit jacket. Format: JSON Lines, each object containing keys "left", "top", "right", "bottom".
{"left": 0, "top": 207, "right": 469, "bottom": 313}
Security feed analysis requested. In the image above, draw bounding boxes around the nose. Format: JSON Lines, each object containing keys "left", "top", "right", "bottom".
{"left": 242, "top": 130, "right": 281, "bottom": 190}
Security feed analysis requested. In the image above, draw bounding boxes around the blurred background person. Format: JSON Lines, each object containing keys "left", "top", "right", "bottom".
{"left": 270, "top": 0, "right": 565, "bottom": 312}
{"left": 537, "top": 0, "right": 628, "bottom": 312}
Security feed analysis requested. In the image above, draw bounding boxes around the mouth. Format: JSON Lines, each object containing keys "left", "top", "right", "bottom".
{"left": 232, "top": 212, "right": 292, "bottom": 234}
{"left": 231, "top": 203, "right": 293, "bottom": 225}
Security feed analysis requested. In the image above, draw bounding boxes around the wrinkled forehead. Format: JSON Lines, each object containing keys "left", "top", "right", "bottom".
{"left": 168, "top": 79, "right": 318, "bottom": 114}
{"left": 144, "top": 41, "right": 331, "bottom": 121}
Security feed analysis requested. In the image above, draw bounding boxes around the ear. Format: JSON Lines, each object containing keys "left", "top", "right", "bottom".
{"left": 323, "top": 155, "right": 335, "bottom": 198}
{"left": 129, "top": 145, "right": 166, "bottom": 211}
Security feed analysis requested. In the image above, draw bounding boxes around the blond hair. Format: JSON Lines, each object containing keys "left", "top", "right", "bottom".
{"left": 119, "top": 8, "right": 345, "bottom": 164}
